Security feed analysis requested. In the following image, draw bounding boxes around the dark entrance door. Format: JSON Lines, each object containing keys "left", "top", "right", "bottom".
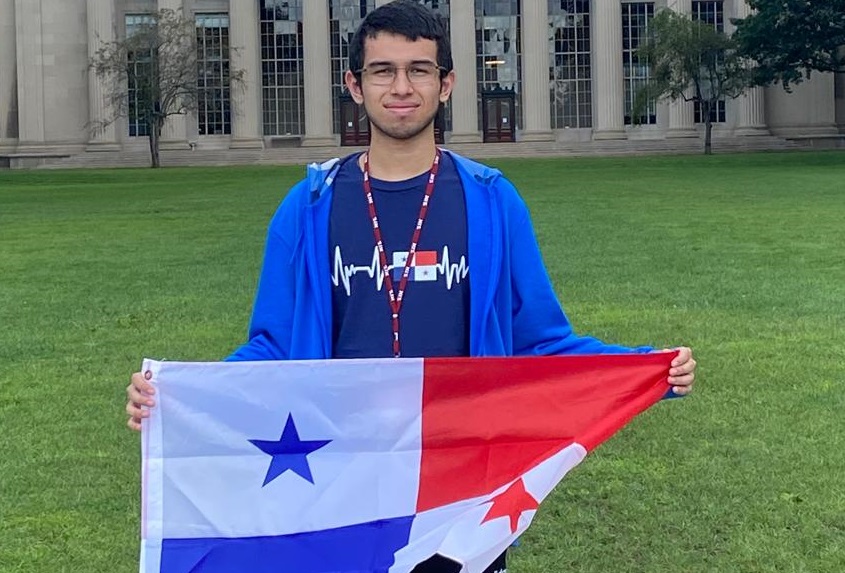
{"left": 481, "top": 88, "right": 516, "bottom": 143}
{"left": 432, "top": 103, "right": 446, "bottom": 145}
{"left": 339, "top": 94, "right": 370, "bottom": 146}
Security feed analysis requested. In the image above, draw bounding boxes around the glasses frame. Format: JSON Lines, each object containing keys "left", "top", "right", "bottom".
{"left": 354, "top": 61, "right": 447, "bottom": 86}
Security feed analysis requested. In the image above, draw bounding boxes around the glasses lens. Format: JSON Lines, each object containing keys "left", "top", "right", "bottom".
{"left": 366, "top": 65, "right": 395, "bottom": 85}
{"left": 407, "top": 63, "right": 439, "bottom": 84}
{"left": 364, "top": 63, "right": 440, "bottom": 85}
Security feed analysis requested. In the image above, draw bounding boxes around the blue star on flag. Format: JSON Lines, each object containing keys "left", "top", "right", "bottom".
{"left": 249, "top": 413, "right": 332, "bottom": 486}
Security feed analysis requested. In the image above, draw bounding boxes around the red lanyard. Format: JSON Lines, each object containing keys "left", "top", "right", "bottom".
{"left": 362, "top": 149, "right": 441, "bottom": 358}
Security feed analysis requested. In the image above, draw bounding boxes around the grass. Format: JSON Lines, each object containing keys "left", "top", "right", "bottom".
{"left": 1, "top": 150, "right": 844, "bottom": 572}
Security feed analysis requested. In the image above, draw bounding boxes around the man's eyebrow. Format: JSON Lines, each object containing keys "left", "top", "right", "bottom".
{"left": 364, "top": 59, "right": 438, "bottom": 66}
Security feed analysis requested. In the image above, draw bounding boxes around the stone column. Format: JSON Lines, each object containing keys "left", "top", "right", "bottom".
{"left": 733, "top": 1, "right": 768, "bottom": 135}
{"left": 86, "top": 0, "right": 120, "bottom": 150}
{"left": 765, "top": 74, "right": 839, "bottom": 139}
{"left": 158, "top": 0, "right": 187, "bottom": 147}
{"left": 229, "top": 0, "right": 264, "bottom": 148}
{"left": 14, "top": 0, "right": 45, "bottom": 151}
{"left": 735, "top": 87, "right": 768, "bottom": 135}
{"left": 447, "top": 0, "right": 481, "bottom": 143}
{"left": 666, "top": 0, "right": 696, "bottom": 137}
{"left": 301, "top": 0, "right": 335, "bottom": 146}
{"left": 593, "top": 0, "right": 625, "bottom": 139}
{"left": 837, "top": 47, "right": 845, "bottom": 133}
{"left": 374, "top": 0, "right": 391, "bottom": 6}
{"left": 0, "top": 0, "right": 18, "bottom": 146}
{"left": 520, "top": 0, "right": 553, "bottom": 141}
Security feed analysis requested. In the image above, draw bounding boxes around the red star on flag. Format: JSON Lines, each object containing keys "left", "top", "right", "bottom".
{"left": 480, "top": 478, "right": 539, "bottom": 533}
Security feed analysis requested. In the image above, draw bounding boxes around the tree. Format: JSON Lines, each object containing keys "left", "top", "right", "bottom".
{"left": 90, "top": 9, "right": 242, "bottom": 168}
{"left": 633, "top": 10, "right": 754, "bottom": 155}
{"left": 733, "top": 0, "right": 845, "bottom": 88}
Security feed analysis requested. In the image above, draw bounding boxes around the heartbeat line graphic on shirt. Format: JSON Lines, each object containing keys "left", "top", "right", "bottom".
{"left": 332, "top": 245, "right": 469, "bottom": 296}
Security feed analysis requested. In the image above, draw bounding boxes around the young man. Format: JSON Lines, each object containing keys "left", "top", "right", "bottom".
{"left": 126, "top": 2, "right": 696, "bottom": 571}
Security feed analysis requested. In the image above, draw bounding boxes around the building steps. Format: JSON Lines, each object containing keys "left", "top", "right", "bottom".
{"left": 39, "top": 134, "right": 805, "bottom": 170}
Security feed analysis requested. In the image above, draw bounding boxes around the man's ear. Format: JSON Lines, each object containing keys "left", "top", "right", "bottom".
{"left": 439, "top": 69, "right": 456, "bottom": 104}
{"left": 345, "top": 70, "right": 364, "bottom": 104}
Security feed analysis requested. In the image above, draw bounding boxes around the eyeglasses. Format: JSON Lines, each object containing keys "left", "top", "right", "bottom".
{"left": 356, "top": 62, "right": 445, "bottom": 86}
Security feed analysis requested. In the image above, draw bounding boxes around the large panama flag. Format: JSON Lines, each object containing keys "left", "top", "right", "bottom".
{"left": 140, "top": 352, "right": 676, "bottom": 573}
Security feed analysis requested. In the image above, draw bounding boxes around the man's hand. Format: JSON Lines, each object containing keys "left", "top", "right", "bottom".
{"left": 667, "top": 346, "right": 696, "bottom": 396}
{"left": 126, "top": 371, "right": 155, "bottom": 431}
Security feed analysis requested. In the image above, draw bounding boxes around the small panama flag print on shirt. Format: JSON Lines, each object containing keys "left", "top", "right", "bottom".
{"left": 393, "top": 251, "right": 437, "bottom": 282}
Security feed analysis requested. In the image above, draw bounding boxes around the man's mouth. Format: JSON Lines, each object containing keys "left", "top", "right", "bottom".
{"left": 385, "top": 103, "right": 420, "bottom": 116}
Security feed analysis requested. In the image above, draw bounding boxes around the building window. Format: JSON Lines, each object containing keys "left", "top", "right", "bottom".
{"left": 476, "top": 0, "right": 522, "bottom": 130}
{"left": 692, "top": 0, "right": 726, "bottom": 123}
{"left": 692, "top": 0, "right": 724, "bottom": 32}
{"left": 622, "top": 2, "right": 655, "bottom": 125}
{"left": 126, "top": 14, "right": 154, "bottom": 137}
{"left": 549, "top": 0, "right": 591, "bottom": 129}
{"left": 330, "top": 0, "right": 376, "bottom": 135}
{"left": 260, "top": 0, "right": 305, "bottom": 136}
{"left": 418, "top": 0, "right": 450, "bottom": 22}
{"left": 196, "top": 14, "right": 232, "bottom": 135}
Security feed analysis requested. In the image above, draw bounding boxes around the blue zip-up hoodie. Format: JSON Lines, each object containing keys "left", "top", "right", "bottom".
{"left": 229, "top": 150, "right": 649, "bottom": 361}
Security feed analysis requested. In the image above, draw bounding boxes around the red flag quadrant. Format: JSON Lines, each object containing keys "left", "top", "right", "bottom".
{"left": 417, "top": 352, "right": 676, "bottom": 512}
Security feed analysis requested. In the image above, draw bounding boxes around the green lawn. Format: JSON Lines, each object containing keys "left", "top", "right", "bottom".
{"left": 1, "top": 151, "right": 843, "bottom": 572}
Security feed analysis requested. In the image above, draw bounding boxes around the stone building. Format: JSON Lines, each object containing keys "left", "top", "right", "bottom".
{"left": 1, "top": 0, "right": 843, "bottom": 167}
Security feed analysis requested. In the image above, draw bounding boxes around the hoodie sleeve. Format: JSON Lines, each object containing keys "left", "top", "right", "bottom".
{"left": 226, "top": 183, "right": 306, "bottom": 362}
{"left": 504, "top": 182, "right": 652, "bottom": 356}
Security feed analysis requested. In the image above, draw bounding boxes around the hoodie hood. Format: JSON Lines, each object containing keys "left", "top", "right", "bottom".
{"left": 303, "top": 149, "right": 503, "bottom": 203}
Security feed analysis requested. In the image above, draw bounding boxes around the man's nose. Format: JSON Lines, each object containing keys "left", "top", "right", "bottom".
{"left": 390, "top": 69, "right": 415, "bottom": 94}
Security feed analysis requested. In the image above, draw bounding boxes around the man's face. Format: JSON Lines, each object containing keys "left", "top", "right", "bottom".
{"left": 345, "top": 33, "right": 455, "bottom": 142}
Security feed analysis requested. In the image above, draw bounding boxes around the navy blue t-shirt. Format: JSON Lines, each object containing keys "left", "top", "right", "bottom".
{"left": 330, "top": 152, "right": 470, "bottom": 358}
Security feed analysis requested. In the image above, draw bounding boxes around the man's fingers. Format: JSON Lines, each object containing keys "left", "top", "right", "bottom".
{"left": 670, "top": 346, "right": 692, "bottom": 367}
{"left": 664, "top": 348, "right": 695, "bottom": 396}
{"left": 126, "top": 400, "right": 151, "bottom": 431}
{"left": 127, "top": 372, "right": 156, "bottom": 406}
{"left": 126, "top": 371, "right": 155, "bottom": 432}
{"left": 129, "top": 371, "right": 156, "bottom": 395}
{"left": 126, "top": 399, "right": 151, "bottom": 416}
{"left": 669, "top": 358, "right": 696, "bottom": 377}
{"left": 669, "top": 372, "right": 694, "bottom": 385}
{"left": 126, "top": 400, "right": 146, "bottom": 417}
{"left": 127, "top": 385, "right": 155, "bottom": 407}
